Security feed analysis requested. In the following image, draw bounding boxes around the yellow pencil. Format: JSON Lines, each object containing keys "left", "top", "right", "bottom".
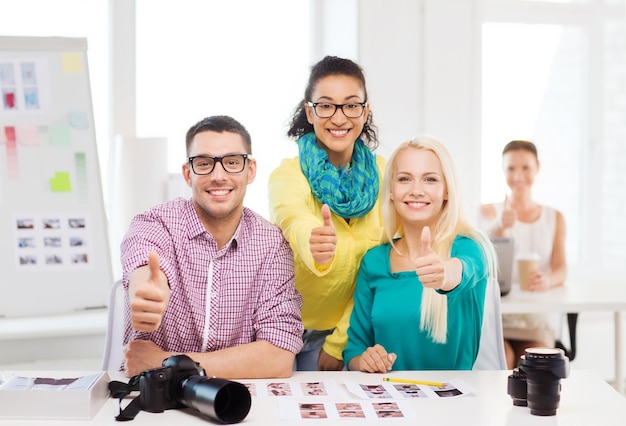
{"left": 382, "top": 377, "right": 445, "bottom": 387}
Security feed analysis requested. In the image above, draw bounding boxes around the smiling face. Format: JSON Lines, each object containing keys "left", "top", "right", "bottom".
{"left": 305, "top": 74, "right": 369, "bottom": 167}
{"left": 182, "top": 130, "right": 256, "bottom": 232}
{"left": 390, "top": 147, "right": 447, "bottom": 229}
{"left": 502, "top": 149, "right": 539, "bottom": 196}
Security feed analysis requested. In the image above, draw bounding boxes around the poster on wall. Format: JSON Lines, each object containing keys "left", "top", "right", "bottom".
{"left": 0, "top": 36, "right": 112, "bottom": 318}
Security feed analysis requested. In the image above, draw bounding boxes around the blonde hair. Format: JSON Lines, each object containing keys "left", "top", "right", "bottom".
{"left": 381, "top": 136, "right": 497, "bottom": 343}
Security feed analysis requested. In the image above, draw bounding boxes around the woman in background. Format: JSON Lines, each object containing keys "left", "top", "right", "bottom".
{"left": 479, "top": 140, "right": 567, "bottom": 369}
{"left": 268, "top": 56, "right": 386, "bottom": 371}
{"left": 343, "top": 136, "right": 497, "bottom": 372}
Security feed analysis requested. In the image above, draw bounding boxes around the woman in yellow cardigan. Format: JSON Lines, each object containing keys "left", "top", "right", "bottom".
{"left": 268, "top": 56, "right": 386, "bottom": 371}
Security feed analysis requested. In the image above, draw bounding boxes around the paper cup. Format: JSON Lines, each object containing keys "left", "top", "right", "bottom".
{"left": 517, "top": 253, "right": 539, "bottom": 291}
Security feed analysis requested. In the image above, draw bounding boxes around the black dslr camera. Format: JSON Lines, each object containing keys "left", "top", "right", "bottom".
{"left": 140, "top": 354, "right": 251, "bottom": 424}
{"left": 507, "top": 347, "right": 570, "bottom": 416}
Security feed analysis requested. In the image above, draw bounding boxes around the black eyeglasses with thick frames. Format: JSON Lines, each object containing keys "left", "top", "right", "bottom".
{"left": 188, "top": 154, "right": 253, "bottom": 175}
{"left": 307, "top": 101, "right": 367, "bottom": 119}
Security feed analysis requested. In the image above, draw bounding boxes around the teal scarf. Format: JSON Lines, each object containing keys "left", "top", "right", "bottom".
{"left": 297, "top": 132, "right": 379, "bottom": 219}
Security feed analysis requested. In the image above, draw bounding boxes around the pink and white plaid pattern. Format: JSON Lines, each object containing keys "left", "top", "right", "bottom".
{"left": 121, "top": 198, "right": 303, "bottom": 356}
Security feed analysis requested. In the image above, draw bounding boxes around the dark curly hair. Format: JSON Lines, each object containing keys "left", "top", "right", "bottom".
{"left": 287, "top": 56, "right": 379, "bottom": 150}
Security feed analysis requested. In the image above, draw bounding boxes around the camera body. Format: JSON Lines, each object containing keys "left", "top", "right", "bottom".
{"left": 139, "top": 354, "right": 252, "bottom": 424}
{"left": 507, "top": 347, "right": 570, "bottom": 416}
{"left": 139, "top": 354, "right": 204, "bottom": 412}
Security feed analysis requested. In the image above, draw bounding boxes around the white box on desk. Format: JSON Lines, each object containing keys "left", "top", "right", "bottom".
{"left": 0, "top": 371, "right": 110, "bottom": 420}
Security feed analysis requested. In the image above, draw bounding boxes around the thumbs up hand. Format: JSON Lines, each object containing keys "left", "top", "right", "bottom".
{"left": 413, "top": 226, "right": 447, "bottom": 289}
{"left": 130, "top": 251, "right": 169, "bottom": 332}
{"left": 500, "top": 194, "right": 517, "bottom": 230}
{"left": 309, "top": 204, "right": 337, "bottom": 265}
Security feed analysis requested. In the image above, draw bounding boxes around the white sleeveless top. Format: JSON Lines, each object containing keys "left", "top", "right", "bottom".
{"left": 490, "top": 202, "right": 558, "bottom": 345}
{"left": 492, "top": 202, "right": 557, "bottom": 284}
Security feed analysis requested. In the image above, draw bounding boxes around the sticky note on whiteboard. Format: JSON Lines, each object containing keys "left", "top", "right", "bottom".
{"left": 61, "top": 52, "right": 82, "bottom": 73}
{"left": 50, "top": 172, "right": 72, "bottom": 192}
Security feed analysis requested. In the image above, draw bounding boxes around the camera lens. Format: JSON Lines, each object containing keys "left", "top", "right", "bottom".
{"left": 519, "top": 347, "right": 570, "bottom": 416}
{"left": 507, "top": 368, "right": 527, "bottom": 406}
{"left": 182, "top": 376, "right": 251, "bottom": 424}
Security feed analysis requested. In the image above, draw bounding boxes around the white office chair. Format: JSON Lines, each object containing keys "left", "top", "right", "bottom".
{"left": 473, "top": 277, "right": 507, "bottom": 370}
{"left": 101, "top": 279, "right": 126, "bottom": 371}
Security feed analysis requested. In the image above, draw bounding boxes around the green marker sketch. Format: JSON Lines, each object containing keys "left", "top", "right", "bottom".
{"left": 50, "top": 172, "right": 72, "bottom": 192}
{"left": 50, "top": 125, "right": 71, "bottom": 146}
{"left": 75, "top": 152, "right": 87, "bottom": 201}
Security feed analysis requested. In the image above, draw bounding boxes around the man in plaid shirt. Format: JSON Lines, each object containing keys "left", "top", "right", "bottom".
{"left": 121, "top": 116, "right": 303, "bottom": 378}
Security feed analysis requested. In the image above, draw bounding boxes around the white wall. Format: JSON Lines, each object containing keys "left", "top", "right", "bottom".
{"left": 358, "top": 0, "right": 483, "bottom": 212}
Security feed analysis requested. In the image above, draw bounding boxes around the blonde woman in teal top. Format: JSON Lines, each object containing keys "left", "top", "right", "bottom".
{"left": 343, "top": 136, "right": 497, "bottom": 372}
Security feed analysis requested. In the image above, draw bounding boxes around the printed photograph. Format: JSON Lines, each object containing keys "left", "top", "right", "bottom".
{"left": 242, "top": 383, "right": 256, "bottom": 397}
{"left": 18, "top": 237, "right": 35, "bottom": 248}
{"left": 433, "top": 383, "right": 463, "bottom": 397}
{"left": 44, "top": 237, "right": 62, "bottom": 247}
{"left": 338, "top": 410, "right": 365, "bottom": 418}
{"left": 24, "top": 87, "right": 39, "bottom": 109}
{"left": 375, "top": 410, "right": 404, "bottom": 418}
{"left": 267, "top": 382, "right": 292, "bottom": 396}
{"left": 20, "top": 62, "right": 37, "bottom": 84}
{"left": 45, "top": 255, "right": 63, "bottom": 265}
{"left": 394, "top": 383, "right": 427, "bottom": 398}
{"left": 336, "top": 402, "right": 365, "bottom": 418}
{"left": 0, "top": 63, "right": 15, "bottom": 84}
{"left": 2, "top": 87, "right": 16, "bottom": 110}
{"left": 300, "top": 410, "right": 327, "bottom": 419}
{"left": 298, "top": 403, "right": 327, "bottom": 419}
{"left": 68, "top": 218, "right": 86, "bottom": 228}
{"left": 19, "top": 255, "right": 37, "bottom": 265}
{"left": 301, "top": 381, "right": 327, "bottom": 396}
{"left": 71, "top": 253, "right": 88, "bottom": 264}
{"left": 69, "top": 237, "right": 85, "bottom": 247}
{"left": 360, "top": 384, "right": 392, "bottom": 399}
{"left": 16, "top": 218, "right": 35, "bottom": 229}
{"left": 43, "top": 218, "right": 60, "bottom": 229}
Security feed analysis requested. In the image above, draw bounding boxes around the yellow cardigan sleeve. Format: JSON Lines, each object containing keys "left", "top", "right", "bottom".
{"left": 268, "top": 157, "right": 333, "bottom": 276}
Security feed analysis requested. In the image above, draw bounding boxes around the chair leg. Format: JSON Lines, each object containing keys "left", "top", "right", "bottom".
{"left": 554, "top": 313, "right": 579, "bottom": 362}
{"left": 567, "top": 312, "right": 578, "bottom": 361}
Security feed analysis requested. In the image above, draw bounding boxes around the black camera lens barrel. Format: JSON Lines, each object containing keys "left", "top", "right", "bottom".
{"left": 525, "top": 377, "right": 563, "bottom": 416}
{"left": 182, "top": 376, "right": 251, "bottom": 424}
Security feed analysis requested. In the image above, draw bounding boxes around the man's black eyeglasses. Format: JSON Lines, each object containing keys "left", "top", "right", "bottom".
{"left": 188, "top": 154, "right": 252, "bottom": 175}
{"left": 307, "top": 101, "right": 367, "bottom": 118}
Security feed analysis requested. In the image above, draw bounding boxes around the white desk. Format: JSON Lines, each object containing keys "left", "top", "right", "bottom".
{"left": 500, "top": 281, "right": 626, "bottom": 394}
{"left": 1, "top": 370, "right": 624, "bottom": 425}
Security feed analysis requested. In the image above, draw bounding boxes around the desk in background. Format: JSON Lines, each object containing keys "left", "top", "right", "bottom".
{"left": 1, "top": 369, "right": 624, "bottom": 425}
{"left": 500, "top": 280, "right": 626, "bottom": 394}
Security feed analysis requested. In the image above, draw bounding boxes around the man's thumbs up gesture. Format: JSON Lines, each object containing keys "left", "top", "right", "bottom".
{"left": 309, "top": 204, "right": 337, "bottom": 265}
{"left": 130, "top": 251, "right": 169, "bottom": 332}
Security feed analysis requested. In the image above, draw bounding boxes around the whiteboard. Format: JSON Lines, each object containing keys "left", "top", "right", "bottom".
{"left": 0, "top": 36, "right": 112, "bottom": 317}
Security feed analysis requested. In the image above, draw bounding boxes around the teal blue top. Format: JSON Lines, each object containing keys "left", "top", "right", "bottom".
{"left": 343, "top": 236, "right": 488, "bottom": 370}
